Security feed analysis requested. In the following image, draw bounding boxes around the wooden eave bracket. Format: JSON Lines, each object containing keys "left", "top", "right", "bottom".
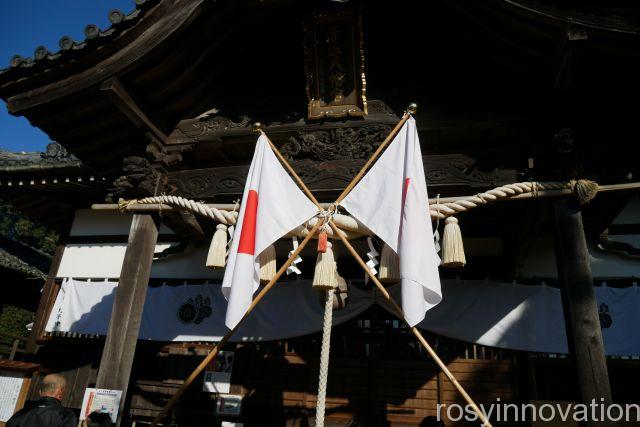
{"left": 554, "top": 23, "right": 588, "bottom": 93}
{"left": 100, "top": 76, "right": 167, "bottom": 144}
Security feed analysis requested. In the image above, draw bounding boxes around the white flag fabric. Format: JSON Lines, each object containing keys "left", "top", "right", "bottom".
{"left": 222, "top": 134, "right": 318, "bottom": 329}
{"left": 340, "top": 117, "right": 441, "bottom": 326}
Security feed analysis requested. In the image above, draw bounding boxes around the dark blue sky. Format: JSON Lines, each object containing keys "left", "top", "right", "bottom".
{"left": 0, "top": 0, "right": 133, "bottom": 152}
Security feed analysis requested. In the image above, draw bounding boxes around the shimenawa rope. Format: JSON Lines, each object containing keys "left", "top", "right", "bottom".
{"left": 121, "top": 179, "right": 598, "bottom": 234}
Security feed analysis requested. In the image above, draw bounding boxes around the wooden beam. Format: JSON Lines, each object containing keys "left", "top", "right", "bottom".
{"left": 5, "top": 0, "right": 206, "bottom": 114}
{"left": 95, "top": 213, "right": 159, "bottom": 426}
{"left": 161, "top": 155, "right": 517, "bottom": 199}
{"left": 504, "top": 199, "right": 550, "bottom": 277}
{"left": 167, "top": 110, "right": 530, "bottom": 146}
{"left": 100, "top": 76, "right": 167, "bottom": 143}
{"left": 25, "top": 243, "right": 65, "bottom": 354}
{"left": 90, "top": 181, "right": 640, "bottom": 213}
{"left": 554, "top": 25, "right": 587, "bottom": 93}
{"left": 552, "top": 198, "right": 615, "bottom": 427}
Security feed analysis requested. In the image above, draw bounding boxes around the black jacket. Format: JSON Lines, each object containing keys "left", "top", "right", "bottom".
{"left": 6, "top": 397, "right": 77, "bottom": 427}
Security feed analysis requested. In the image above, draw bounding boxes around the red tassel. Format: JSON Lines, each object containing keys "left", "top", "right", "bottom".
{"left": 317, "top": 231, "right": 328, "bottom": 253}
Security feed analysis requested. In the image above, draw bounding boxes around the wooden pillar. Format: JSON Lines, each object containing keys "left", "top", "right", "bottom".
{"left": 25, "top": 243, "right": 66, "bottom": 354}
{"left": 95, "top": 213, "right": 159, "bottom": 426}
{"left": 553, "top": 198, "right": 615, "bottom": 427}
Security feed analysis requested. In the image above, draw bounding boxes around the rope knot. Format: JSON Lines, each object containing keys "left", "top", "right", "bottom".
{"left": 317, "top": 204, "right": 337, "bottom": 232}
{"left": 117, "top": 198, "right": 136, "bottom": 212}
{"left": 570, "top": 179, "right": 599, "bottom": 205}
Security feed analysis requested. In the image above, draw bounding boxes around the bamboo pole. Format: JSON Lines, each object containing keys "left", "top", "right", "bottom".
{"left": 261, "top": 113, "right": 493, "bottom": 427}
{"left": 149, "top": 219, "right": 323, "bottom": 427}
{"left": 328, "top": 220, "right": 493, "bottom": 427}
{"left": 334, "top": 109, "right": 413, "bottom": 204}
{"left": 144, "top": 111, "right": 638, "bottom": 426}
{"left": 262, "top": 129, "right": 322, "bottom": 206}
{"left": 262, "top": 128, "right": 337, "bottom": 425}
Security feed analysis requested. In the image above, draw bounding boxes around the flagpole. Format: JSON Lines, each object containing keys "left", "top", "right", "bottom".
{"left": 334, "top": 104, "right": 415, "bottom": 204}
{"left": 259, "top": 109, "right": 493, "bottom": 427}
{"left": 149, "top": 219, "right": 323, "bottom": 427}
{"left": 150, "top": 107, "right": 490, "bottom": 426}
{"left": 259, "top": 126, "right": 337, "bottom": 425}
{"left": 256, "top": 107, "right": 413, "bottom": 206}
{"left": 260, "top": 127, "right": 321, "bottom": 206}
{"left": 328, "top": 220, "right": 492, "bottom": 427}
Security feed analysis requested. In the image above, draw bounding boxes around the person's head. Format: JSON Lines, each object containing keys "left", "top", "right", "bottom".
{"left": 39, "top": 374, "right": 67, "bottom": 401}
{"left": 84, "top": 411, "right": 114, "bottom": 427}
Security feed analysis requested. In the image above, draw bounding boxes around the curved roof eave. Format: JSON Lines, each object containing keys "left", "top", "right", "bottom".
{"left": 1, "top": 0, "right": 207, "bottom": 115}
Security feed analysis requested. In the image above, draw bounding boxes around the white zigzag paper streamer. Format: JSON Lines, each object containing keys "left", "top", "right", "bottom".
{"left": 366, "top": 236, "right": 379, "bottom": 275}
{"left": 226, "top": 225, "right": 235, "bottom": 257}
{"left": 286, "top": 237, "right": 303, "bottom": 275}
{"left": 434, "top": 228, "right": 442, "bottom": 266}
{"left": 434, "top": 193, "right": 442, "bottom": 264}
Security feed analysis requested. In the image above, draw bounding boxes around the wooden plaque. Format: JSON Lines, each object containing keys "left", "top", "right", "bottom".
{"left": 0, "top": 360, "right": 39, "bottom": 426}
{"left": 304, "top": 9, "right": 367, "bottom": 120}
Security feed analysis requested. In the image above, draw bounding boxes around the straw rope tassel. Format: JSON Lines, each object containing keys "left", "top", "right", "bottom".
{"left": 442, "top": 216, "right": 466, "bottom": 267}
{"left": 378, "top": 243, "right": 400, "bottom": 282}
{"left": 206, "top": 224, "right": 228, "bottom": 268}
{"left": 259, "top": 245, "right": 277, "bottom": 282}
{"left": 315, "top": 286, "right": 335, "bottom": 426}
{"left": 312, "top": 241, "right": 338, "bottom": 290}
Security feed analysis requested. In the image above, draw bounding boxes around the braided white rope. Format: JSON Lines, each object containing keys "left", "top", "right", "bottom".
{"left": 124, "top": 195, "right": 368, "bottom": 239}
{"left": 129, "top": 195, "right": 239, "bottom": 225}
{"left": 122, "top": 181, "right": 574, "bottom": 234}
{"left": 428, "top": 181, "right": 568, "bottom": 220}
{"left": 315, "top": 288, "right": 335, "bottom": 426}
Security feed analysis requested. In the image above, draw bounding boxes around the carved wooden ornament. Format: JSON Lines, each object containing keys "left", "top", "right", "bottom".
{"left": 304, "top": 9, "right": 367, "bottom": 120}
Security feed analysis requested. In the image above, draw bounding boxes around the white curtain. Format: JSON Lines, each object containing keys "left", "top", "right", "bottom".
{"left": 46, "top": 279, "right": 374, "bottom": 342}
{"left": 380, "top": 281, "right": 640, "bottom": 356}
{"left": 46, "top": 279, "right": 117, "bottom": 335}
{"left": 46, "top": 279, "right": 640, "bottom": 356}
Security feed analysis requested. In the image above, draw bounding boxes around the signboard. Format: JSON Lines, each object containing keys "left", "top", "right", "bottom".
{"left": 0, "top": 371, "right": 24, "bottom": 422}
{"left": 203, "top": 351, "right": 234, "bottom": 394}
{"left": 216, "top": 394, "right": 243, "bottom": 416}
{"left": 80, "top": 388, "right": 123, "bottom": 423}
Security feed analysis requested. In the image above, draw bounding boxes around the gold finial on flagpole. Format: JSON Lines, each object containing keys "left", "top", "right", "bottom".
{"left": 252, "top": 122, "right": 263, "bottom": 133}
{"left": 406, "top": 102, "right": 418, "bottom": 115}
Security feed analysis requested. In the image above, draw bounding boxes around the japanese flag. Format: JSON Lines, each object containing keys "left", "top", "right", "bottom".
{"left": 340, "top": 118, "right": 441, "bottom": 326}
{"left": 222, "top": 135, "right": 318, "bottom": 329}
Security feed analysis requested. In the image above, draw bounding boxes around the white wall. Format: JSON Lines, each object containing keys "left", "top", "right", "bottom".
{"left": 58, "top": 209, "right": 224, "bottom": 279}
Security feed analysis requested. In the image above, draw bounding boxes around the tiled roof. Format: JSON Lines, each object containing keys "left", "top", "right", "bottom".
{"left": 0, "top": 235, "right": 50, "bottom": 279}
{"left": 0, "top": 248, "right": 45, "bottom": 278}
{"left": 0, "top": 0, "right": 158, "bottom": 76}
{"left": 0, "top": 142, "right": 81, "bottom": 172}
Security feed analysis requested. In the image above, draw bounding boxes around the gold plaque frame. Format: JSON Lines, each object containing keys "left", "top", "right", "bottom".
{"left": 304, "top": 9, "right": 367, "bottom": 120}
